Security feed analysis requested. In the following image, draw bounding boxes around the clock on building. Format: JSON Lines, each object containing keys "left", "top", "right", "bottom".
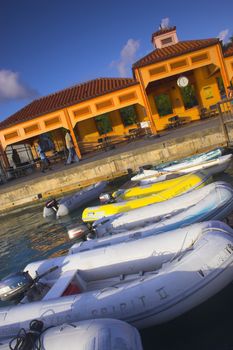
{"left": 177, "top": 76, "right": 189, "bottom": 88}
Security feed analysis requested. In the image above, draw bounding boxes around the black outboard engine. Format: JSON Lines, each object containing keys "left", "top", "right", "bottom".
{"left": 138, "top": 164, "right": 153, "bottom": 173}
{"left": 138, "top": 166, "right": 144, "bottom": 174}
{"left": 0, "top": 271, "right": 34, "bottom": 302}
{"left": 0, "top": 266, "right": 59, "bottom": 303}
{"left": 45, "top": 198, "right": 59, "bottom": 212}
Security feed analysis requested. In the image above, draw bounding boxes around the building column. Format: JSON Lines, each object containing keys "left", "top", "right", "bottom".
{"left": 134, "top": 68, "right": 157, "bottom": 134}
{"left": 216, "top": 43, "right": 231, "bottom": 93}
{"left": 0, "top": 141, "right": 10, "bottom": 169}
{"left": 64, "top": 108, "right": 82, "bottom": 159}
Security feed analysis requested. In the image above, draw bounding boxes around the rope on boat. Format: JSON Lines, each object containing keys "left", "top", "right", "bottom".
{"left": 169, "top": 226, "right": 194, "bottom": 263}
{"left": 9, "top": 320, "right": 44, "bottom": 350}
{"left": 9, "top": 320, "right": 79, "bottom": 350}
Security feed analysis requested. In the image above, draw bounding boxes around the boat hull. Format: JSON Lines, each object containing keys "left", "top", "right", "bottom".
{"left": 132, "top": 154, "right": 232, "bottom": 184}
{"left": 0, "top": 221, "right": 233, "bottom": 336}
{"left": 91, "top": 181, "right": 233, "bottom": 237}
{"left": 0, "top": 319, "right": 143, "bottom": 350}
{"left": 157, "top": 147, "right": 227, "bottom": 172}
{"left": 43, "top": 181, "right": 107, "bottom": 218}
{"left": 82, "top": 172, "right": 210, "bottom": 222}
{"left": 114, "top": 172, "right": 209, "bottom": 201}
{"left": 25, "top": 222, "right": 212, "bottom": 284}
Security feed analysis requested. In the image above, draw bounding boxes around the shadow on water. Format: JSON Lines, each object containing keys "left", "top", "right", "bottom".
{"left": 141, "top": 281, "right": 233, "bottom": 350}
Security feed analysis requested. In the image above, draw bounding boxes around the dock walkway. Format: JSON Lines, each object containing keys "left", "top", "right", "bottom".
{"left": 0, "top": 117, "right": 230, "bottom": 213}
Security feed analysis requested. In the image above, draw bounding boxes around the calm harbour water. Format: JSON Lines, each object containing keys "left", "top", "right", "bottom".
{"left": 1, "top": 169, "right": 233, "bottom": 350}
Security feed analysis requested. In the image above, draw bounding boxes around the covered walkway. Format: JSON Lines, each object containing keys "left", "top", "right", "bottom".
{"left": 0, "top": 115, "right": 231, "bottom": 214}
{"left": 0, "top": 116, "right": 218, "bottom": 187}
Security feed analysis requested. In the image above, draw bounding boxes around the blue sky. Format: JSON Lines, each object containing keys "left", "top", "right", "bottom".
{"left": 0, "top": 0, "right": 232, "bottom": 121}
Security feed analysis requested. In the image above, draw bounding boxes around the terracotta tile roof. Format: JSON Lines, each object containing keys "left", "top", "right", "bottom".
{"left": 133, "top": 38, "right": 219, "bottom": 69}
{"left": 151, "top": 26, "right": 176, "bottom": 41}
{"left": 0, "top": 77, "right": 138, "bottom": 130}
{"left": 224, "top": 45, "right": 233, "bottom": 57}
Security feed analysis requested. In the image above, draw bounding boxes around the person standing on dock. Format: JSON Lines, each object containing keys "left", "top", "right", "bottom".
{"left": 36, "top": 140, "right": 52, "bottom": 173}
{"left": 12, "top": 149, "right": 22, "bottom": 168}
{"left": 65, "top": 130, "right": 79, "bottom": 165}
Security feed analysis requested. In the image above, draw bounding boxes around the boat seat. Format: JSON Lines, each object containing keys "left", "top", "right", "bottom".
{"left": 42, "top": 270, "right": 86, "bottom": 300}
{"left": 72, "top": 272, "right": 87, "bottom": 292}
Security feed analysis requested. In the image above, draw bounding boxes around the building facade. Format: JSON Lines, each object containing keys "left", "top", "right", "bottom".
{"left": 0, "top": 26, "right": 232, "bottom": 166}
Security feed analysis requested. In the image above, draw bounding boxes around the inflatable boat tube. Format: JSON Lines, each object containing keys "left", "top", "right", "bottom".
{"left": 131, "top": 147, "right": 226, "bottom": 182}
{"left": 43, "top": 181, "right": 107, "bottom": 218}
{"left": 0, "top": 221, "right": 233, "bottom": 336}
{"left": 82, "top": 172, "right": 210, "bottom": 222}
{"left": 91, "top": 181, "right": 233, "bottom": 237}
{"left": 112, "top": 172, "right": 211, "bottom": 201}
{"left": 132, "top": 154, "right": 232, "bottom": 184}
{"left": 0, "top": 319, "right": 143, "bottom": 350}
{"left": 156, "top": 147, "right": 228, "bottom": 172}
{"left": 22, "top": 222, "right": 214, "bottom": 287}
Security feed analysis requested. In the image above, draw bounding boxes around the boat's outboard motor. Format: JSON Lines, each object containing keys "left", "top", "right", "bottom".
{"left": 138, "top": 166, "right": 144, "bottom": 174}
{"left": 111, "top": 189, "right": 125, "bottom": 200}
{"left": 99, "top": 193, "right": 114, "bottom": 204}
{"left": 86, "top": 231, "right": 96, "bottom": 240}
{"left": 0, "top": 266, "right": 58, "bottom": 303}
{"left": 0, "top": 271, "right": 34, "bottom": 302}
{"left": 92, "top": 217, "right": 112, "bottom": 237}
{"left": 67, "top": 223, "right": 89, "bottom": 240}
{"left": 138, "top": 165, "right": 153, "bottom": 173}
{"left": 45, "top": 198, "right": 59, "bottom": 212}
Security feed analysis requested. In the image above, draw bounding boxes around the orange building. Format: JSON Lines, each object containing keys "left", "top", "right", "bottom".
{"left": 224, "top": 46, "right": 233, "bottom": 87}
{"left": 0, "top": 26, "right": 232, "bottom": 168}
{"left": 133, "top": 26, "right": 231, "bottom": 130}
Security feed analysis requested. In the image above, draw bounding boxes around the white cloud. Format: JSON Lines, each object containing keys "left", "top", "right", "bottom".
{"left": 160, "top": 17, "right": 170, "bottom": 29}
{"left": 0, "top": 69, "right": 37, "bottom": 102}
{"left": 111, "top": 39, "right": 140, "bottom": 77}
{"left": 217, "top": 29, "right": 229, "bottom": 44}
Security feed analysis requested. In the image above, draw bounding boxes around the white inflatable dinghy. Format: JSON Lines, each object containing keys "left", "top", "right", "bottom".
{"left": 0, "top": 319, "right": 143, "bottom": 350}
{"left": 131, "top": 154, "right": 232, "bottom": 184}
{"left": 43, "top": 181, "right": 107, "bottom": 218}
{"left": 91, "top": 181, "right": 233, "bottom": 237}
{"left": 0, "top": 221, "right": 233, "bottom": 335}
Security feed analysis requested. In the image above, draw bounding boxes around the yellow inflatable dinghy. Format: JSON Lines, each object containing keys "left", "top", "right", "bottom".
{"left": 82, "top": 172, "right": 210, "bottom": 222}
{"left": 112, "top": 172, "right": 208, "bottom": 200}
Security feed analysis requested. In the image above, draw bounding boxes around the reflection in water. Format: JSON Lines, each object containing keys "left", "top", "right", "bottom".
{"left": 0, "top": 200, "right": 97, "bottom": 279}
{"left": 0, "top": 169, "right": 233, "bottom": 349}
{"left": 0, "top": 178, "right": 124, "bottom": 279}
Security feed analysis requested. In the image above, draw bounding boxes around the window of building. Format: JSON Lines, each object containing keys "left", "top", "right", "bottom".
{"left": 180, "top": 85, "right": 198, "bottom": 109}
{"left": 120, "top": 105, "right": 138, "bottom": 126}
{"left": 161, "top": 37, "right": 173, "bottom": 45}
{"left": 154, "top": 94, "right": 173, "bottom": 116}
{"left": 95, "top": 113, "right": 113, "bottom": 135}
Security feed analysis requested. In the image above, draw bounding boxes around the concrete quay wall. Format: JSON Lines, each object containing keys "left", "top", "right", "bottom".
{"left": 0, "top": 126, "right": 227, "bottom": 213}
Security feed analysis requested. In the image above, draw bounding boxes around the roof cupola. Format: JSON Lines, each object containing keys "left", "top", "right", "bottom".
{"left": 151, "top": 25, "right": 179, "bottom": 49}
